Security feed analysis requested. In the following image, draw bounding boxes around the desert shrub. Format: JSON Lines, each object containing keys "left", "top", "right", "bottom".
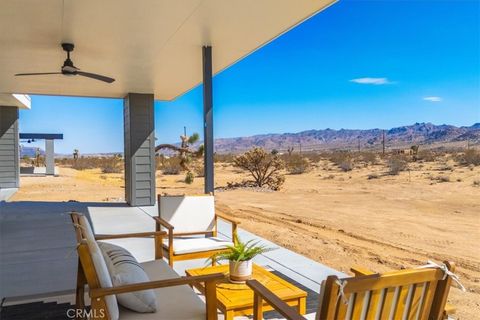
{"left": 194, "top": 164, "right": 205, "bottom": 177}
{"left": 66, "top": 156, "right": 124, "bottom": 172}
{"left": 438, "top": 163, "right": 454, "bottom": 171}
{"left": 359, "top": 152, "right": 378, "bottom": 165}
{"left": 387, "top": 155, "right": 408, "bottom": 175}
{"left": 234, "top": 147, "right": 285, "bottom": 190}
{"left": 339, "top": 159, "right": 353, "bottom": 172}
{"left": 214, "top": 153, "right": 235, "bottom": 164}
{"left": 461, "top": 149, "right": 480, "bottom": 166}
{"left": 184, "top": 171, "right": 195, "bottom": 184}
{"left": 304, "top": 152, "right": 322, "bottom": 163}
{"left": 100, "top": 157, "right": 122, "bottom": 173}
{"left": 436, "top": 175, "right": 450, "bottom": 183}
{"left": 71, "top": 157, "right": 97, "bottom": 170}
{"left": 286, "top": 155, "right": 311, "bottom": 174}
{"left": 324, "top": 151, "right": 355, "bottom": 172}
{"left": 326, "top": 151, "right": 350, "bottom": 165}
{"left": 368, "top": 173, "right": 380, "bottom": 180}
{"left": 155, "top": 155, "right": 166, "bottom": 170}
{"left": 161, "top": 157, "right": 182, "bottom": 175}
{"left": 417, "top": 150, "right": 436, "bottom": 162}
{"left": 473, "top": 180, "right": 480, "bottom": 187}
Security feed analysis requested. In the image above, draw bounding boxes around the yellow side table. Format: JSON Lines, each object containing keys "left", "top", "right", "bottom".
{"left": 186, "top": 263, "right": 307, "bottom": 320}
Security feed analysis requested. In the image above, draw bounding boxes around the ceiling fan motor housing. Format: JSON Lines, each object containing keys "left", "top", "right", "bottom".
{"left": 61, "top": 43, "right": 74, "bottom": 52}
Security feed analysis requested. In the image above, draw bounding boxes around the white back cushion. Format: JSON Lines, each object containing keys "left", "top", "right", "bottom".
{"left": 78, "top": 215, "right": 119, "bottom": 320}
{"left": 159, "top": 195, "right": 215, "bottom": 233}
{"left": 99, "top": 242, "right": 157, "bottom": 313}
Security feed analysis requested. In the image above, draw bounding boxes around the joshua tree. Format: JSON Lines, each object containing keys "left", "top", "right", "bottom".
{"left": 410, "top": 145, "right": 419, "bottom": 161}
{"left": 287, "top": 147, "right": 294, "bottom": 156}
{"left": 234, "top": 147, "right": 285, "bottom": 190}
{"left": 155, "top": 132, "right": 204, "bottom": 183}
{"left": 73, "top": 149, "right": 79, "bottom": 161}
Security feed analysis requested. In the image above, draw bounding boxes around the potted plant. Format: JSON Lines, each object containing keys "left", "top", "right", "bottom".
{"left": 208, "top": 233, "right": 274, "bottom": 283}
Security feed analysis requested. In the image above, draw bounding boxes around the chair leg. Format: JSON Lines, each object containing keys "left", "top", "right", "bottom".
{"left": 168, "top": 254, "right": 174, "bottom": 267}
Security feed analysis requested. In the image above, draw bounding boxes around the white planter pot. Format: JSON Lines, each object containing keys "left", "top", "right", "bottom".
{"left": 229, "top": 260, "right": 253, "bottom": 283}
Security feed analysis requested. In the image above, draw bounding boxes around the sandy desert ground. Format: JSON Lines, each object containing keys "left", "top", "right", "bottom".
{"left": 10, "top": 159, "right": 480, "bottom": 318}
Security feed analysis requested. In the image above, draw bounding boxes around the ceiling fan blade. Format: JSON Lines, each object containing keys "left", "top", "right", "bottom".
{"left": 77, "top": 71, "right": 115, "bottom": 83}
{"left": 15, "top": 72, "right": 61, "bottom": 76}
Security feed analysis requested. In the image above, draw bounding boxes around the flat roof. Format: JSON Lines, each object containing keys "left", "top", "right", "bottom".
{"left": 20, "top": 134, "right": 63, "bottom": 140}
{"left": 0, "top": 0, "right": 337, "bottom": 101}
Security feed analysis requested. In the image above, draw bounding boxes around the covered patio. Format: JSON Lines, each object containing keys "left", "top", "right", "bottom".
{"left": 0, "top": 201, "right": 344, "bottom": 319}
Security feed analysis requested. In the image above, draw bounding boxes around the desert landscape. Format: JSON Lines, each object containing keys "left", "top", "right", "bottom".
{"left": 10, "top": 147, "right": 480, "bottom": 319}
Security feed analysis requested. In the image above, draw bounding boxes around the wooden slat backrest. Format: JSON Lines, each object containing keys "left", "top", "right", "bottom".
{"left": 70, "top": 212, "right": 110, "bottom": 320}
{"left": 318, "top": 262, "right": 455, "bottom": 320}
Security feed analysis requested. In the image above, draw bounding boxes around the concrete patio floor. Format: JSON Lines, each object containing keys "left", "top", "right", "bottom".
{"left": 0, "top": 200, "right": 345, "bottom": 318}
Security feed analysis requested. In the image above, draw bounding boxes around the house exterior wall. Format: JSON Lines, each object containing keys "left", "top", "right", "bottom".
{"left": 123, "top": 93, "right": 156, "bottom": 206}
{"left": 0, "top": 107, "right": 19, "bottom": 189}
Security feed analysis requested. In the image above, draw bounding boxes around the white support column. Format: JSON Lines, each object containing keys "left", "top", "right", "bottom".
{"left": 45, "top": 139, "right": 54, "bottom": 175}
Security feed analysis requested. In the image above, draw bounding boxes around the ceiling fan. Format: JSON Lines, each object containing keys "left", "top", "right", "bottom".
{"left": 15, "top": 43, "right": 115, "bottom": 83}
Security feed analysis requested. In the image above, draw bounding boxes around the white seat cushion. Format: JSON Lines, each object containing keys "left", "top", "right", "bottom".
{"left": 119, "top": 260, "right": 206, "bottom": 320}
{"left": 164, "top": 236, "right": 233, "bottom": 255}
{"left": 98, "top": 242, "right": 157, "bottom": 313}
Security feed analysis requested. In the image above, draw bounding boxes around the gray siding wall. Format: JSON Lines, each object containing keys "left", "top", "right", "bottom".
{"left": 0, "top": 107, "right": 19, "bottom": 189}
{"left": 124, "top": 93, "right": 156, "bottom": 206}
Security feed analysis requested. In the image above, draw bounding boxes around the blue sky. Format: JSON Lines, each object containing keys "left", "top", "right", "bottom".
{"left": 20, "top": 0, "right": 480, "bottom": 154}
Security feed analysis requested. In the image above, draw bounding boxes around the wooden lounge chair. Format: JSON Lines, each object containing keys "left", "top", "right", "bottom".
{"left": 154, "top": 194, "right": 239, "bottom": 267}
{"left": 71, "top": 212, "right": 224, "bottom": 320}
{"left": 247, "top": 262, "right": 457, "bottom": 320}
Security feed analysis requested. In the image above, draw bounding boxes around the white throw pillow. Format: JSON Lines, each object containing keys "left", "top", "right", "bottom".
{"left": 98, "top": 242, "right": 158, "bottom": 313}
{"left": 77, "top": 215, "right": 119, "bottom": 320}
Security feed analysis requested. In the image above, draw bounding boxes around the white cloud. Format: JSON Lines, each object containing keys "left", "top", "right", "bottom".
{"left": 349, "top": 77, "right": 392, "bottom": 85}
{"left": 423, "top": 96, "right": 442, "bottom": 102}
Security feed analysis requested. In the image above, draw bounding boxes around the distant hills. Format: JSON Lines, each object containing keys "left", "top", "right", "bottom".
{"left": 21, "top": 123, "right": 479, "bottom": 157}
{"left": 213, "top": 123, "right": 480, "bottom": 153}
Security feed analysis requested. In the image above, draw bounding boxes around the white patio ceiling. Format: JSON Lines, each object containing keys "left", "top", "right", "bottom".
{"left": 0, "top": 0, "right": 336, "bottom": 101}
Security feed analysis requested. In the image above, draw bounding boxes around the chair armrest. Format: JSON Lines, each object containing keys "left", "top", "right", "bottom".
{"left": 350, "top": 266, "right": 375, "bottom": 276}
{"left": 215, "top": 212, "right": 240, "bottom": 225}
{"left": 90, "top": 273, "right": 225, "bottom": 298}
{"left": 153, "top": 216, "right": 175, "bottom": 230}
{"left": 444, "top": 303, "right": 456, "bottom": 316}
{"left": 246, "top": 280, "right": 307, "bottom": 320}
{"left": 95, "top": 231, "right": 166, "bottom": 240}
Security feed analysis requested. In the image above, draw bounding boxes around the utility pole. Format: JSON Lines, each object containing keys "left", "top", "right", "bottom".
{"left": 382, "top": 130, "right": 386, "bottom": 155}
{"left": 183, "top": 126, "right": 187, "bottom": 137}
{"left": 357, "top": 136, "right": 361, "bottom": 152}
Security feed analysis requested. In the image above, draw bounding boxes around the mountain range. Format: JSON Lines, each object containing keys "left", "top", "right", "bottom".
{"left": 213, "top": 123, "right": 480, "bottom": 153}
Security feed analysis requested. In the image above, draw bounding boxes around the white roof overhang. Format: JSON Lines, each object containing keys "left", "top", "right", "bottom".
{"left": 0, "top": 94, "right": 31, "bottom": 109}
{"left": 0, "top": 0, "right": 337, "bottom": 101}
